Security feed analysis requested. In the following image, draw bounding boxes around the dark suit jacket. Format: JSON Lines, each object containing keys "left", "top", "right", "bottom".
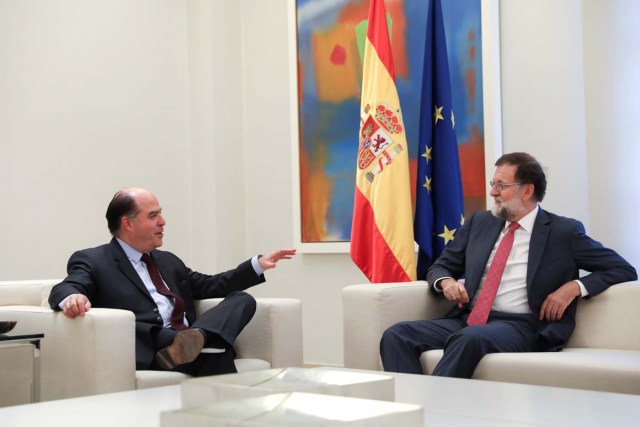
{"left": 49, "top": 238, "right": 265, "bottom": 369}
{"left": 427, "top": 209, "right": 637, "bottom": 351}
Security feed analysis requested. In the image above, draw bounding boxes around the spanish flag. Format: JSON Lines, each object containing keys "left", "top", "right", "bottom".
{"left": 350, "top": 0, "right": 416, "bottom": 283}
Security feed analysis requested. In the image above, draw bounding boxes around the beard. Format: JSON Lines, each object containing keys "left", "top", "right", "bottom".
{"left": 491, "top": 196, "right": 526, "bottom": 221}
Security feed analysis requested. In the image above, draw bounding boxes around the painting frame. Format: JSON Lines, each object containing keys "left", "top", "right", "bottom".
{"left": 289, "top": 0, "right": 502, "bottom": 253}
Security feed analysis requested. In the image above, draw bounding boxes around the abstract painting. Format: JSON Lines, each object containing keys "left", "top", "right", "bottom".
{"left": 295, "top": 0, "right": 488, "bottom": 245}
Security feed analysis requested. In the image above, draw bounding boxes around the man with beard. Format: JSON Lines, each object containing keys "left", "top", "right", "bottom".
{"left": 380, "top": 152, "right": 636, "bottom": 378}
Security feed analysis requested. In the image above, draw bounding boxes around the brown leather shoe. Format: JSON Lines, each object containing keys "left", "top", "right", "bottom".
{"left": 156, "top": 328, "right": 205, "bottom": 369}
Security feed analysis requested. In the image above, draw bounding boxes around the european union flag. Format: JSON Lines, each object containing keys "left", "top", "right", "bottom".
{"left": 414, "top": 0, "right": 465, "bottom": 280}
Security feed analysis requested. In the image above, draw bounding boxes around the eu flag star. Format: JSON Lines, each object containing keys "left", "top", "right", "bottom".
{"left": 433, "top": 105, "right": 444, "bottom": 125}
{"left": 421, "top": 146, "right": 432, "bottom": 163}
{"left": 423, "top": 176, "right": 432, "bottom": 192}
{"left": 438, "top": 225, "right": 456, "bottom": 245}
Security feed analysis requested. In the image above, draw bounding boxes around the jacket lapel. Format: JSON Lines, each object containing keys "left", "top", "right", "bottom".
{"left": 109, "top": 238, "right": 154, "bottom": 300}
{"left": 527, "top": 209, "right": 551, "bottom": 287}
{"left": 466, "top": 215, "right": 505, "bottom": 294}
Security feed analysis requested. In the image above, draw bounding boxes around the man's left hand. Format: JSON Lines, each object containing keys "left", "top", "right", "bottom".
{"left": 539, "top": 281, "right": 581, "bottom": 322}
{"left": 258, "top": 249, "right": 297, "bottom": 271}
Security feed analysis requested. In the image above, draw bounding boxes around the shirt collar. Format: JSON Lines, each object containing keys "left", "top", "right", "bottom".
{"left": 116, "top": 237, "right": 144, "bottom": 263}
{"left": 505, "top": 204, "right": 539, "bottom": 233}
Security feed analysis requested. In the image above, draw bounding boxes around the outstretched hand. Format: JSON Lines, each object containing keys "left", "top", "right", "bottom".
{"left": 539, "top": 281, "right": 581, "bottom": 322}
{"left": 258, "top": 248, "right": 297, "bottom": 271}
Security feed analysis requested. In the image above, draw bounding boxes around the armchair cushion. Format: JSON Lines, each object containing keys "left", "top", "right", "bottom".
{"left": 0, "top": 280, "right": 58, "bottom": 307}
{"left": 134, "top": 359, "right": 272, "bottom": 390}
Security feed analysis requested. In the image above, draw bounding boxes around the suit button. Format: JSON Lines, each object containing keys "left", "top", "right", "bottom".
{"left": 153, "top": 308, "right": 159, "bottom": 312}
{"left": 156, "top": 317, "right": 162, "bottom": 322}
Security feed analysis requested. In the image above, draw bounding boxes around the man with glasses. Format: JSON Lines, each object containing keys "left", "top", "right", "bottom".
{"left": 381, "top": 152, "right": 636, "bottom": 378}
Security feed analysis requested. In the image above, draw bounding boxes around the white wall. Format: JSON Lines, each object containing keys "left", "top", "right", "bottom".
{"left": 500, "top": 0, "right": 639, "bottom": 267}
{"left": 238, "top": 0, "right": 367, "bottom": 366}
{"left": 0, "top": 0, "right": 191, "bottom": 278}
{"left": 1, "top": 0, "right": 638, "bottom": 367}
{"left": 185, "top": 0, "right": 248, "bottom": 272}
{"left": 500, "top": 0, "right": 590, "bottom": 224}
{"left": 583, "top": 0, "right": 640, "bottom": 269}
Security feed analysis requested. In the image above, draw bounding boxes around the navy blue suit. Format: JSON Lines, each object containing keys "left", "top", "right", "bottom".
{"left": 49, "top": 238, "right": 264, "bottom": 375}
{"left": 381, "top": 209, "right": 636, "bottom": 377}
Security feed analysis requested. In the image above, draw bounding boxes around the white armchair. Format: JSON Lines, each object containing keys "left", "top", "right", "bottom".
{"left": 0, "top": 280, "right": 303, "bottom": 401}
{"left": 342, "top": 281, "right": 640, "bottom": 394}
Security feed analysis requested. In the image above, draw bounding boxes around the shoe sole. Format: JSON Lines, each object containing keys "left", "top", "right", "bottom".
{"left": 156, "top": 329, "right": 204, "bottom": 370}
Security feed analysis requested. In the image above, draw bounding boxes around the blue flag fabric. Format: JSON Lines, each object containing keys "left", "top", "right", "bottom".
{"left": 414, "top": 0, "right": 465, "bottom": 280}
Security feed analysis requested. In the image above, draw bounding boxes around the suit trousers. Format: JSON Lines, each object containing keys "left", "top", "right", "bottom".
{"left": 380, "top": 311, "right": 539, "bottom": 378}
{"left": 151, "top": 291, "right": 257, "bottom": 376}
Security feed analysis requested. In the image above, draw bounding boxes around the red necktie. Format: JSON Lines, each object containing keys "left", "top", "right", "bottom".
{"left": 467, "top": 222, "right": 520, "bottom": 326}
{"left": 141, "top": 253, "right": 186, "bottom": 331}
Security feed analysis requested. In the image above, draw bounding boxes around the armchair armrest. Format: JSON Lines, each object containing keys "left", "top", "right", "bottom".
{"left": 0, "top": 306, "right": 136, "bottom": 400}
{"left": 196, "top": 298, "right": 303, "bottom": 368}
{"left": 342, "top": 282, "right": 452, "bottom": 370}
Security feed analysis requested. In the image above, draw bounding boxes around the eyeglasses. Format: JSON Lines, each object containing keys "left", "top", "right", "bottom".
{"left": 489, "top": 180, "right": 522, "bottom": 191}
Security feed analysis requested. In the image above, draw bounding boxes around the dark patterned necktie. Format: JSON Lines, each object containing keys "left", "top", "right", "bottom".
{"left": 467, "top": 222, "right": 520, "bottom": 326}
{"left": 141, "top": 253, "right": 186, "bottom": 331}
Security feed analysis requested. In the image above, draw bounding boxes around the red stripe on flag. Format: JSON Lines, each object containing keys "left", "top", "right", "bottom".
{"left": 350, "top": 187, "right": 412, "bottom": 283}
{"left": 366, "top": 0, "right": 395, "bottom": 82}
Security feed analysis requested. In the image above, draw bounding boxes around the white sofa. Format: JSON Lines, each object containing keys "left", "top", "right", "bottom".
{"left": 0, "top": 279, "right": 303, "bottom": 401}
{"left": 343, "top": 280, "right": 640, "bottom": 394}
